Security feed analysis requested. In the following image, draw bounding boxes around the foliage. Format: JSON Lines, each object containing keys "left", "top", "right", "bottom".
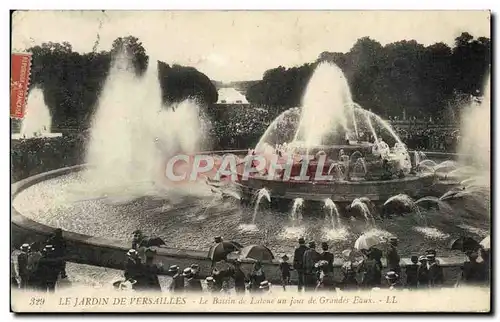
{"left": 27, "top": 36, "right": 218, "bottom": 130}
{"left": 246, "top": 33, "right": 490, "bottom": 119}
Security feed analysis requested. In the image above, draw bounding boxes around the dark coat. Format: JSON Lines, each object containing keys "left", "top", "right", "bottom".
{"left": 303, "top": 249, "right": 321, "bottom": 274}
{"left": 404, "top": 264, "right": 419, "bottom": 287}
{"left": 17, "top": 252, "right": 29, "bottom": 277}
{"left": 320, "top": 251, "right": 334, "bottom": 273}
{"left": 233, "top": 267, "right": 247, "bottom": 288}
{"left": 293, "top": 245, "right": 308, "bottom": 271}
{"left": 185, "top": 277, "right": 203, "bottom": 292}
{"left": 425, "top": 263, "right": 444, "bottom": 287}
{"left": 386, "top": 245, "right": 401, "bottom": 273}
{"left": 358, "top": 258, "right": 382, "bottom": 288}
{"left": 417, "top": 264, "right": 429, "bottom": 286}
{"left": 169, "top": 273, "right": 185, "bottom": 292}
{"left": 124, "top": 258, "right": 143, "bottom": 281}
{"left": 460, "top": 261, "right": 487, "bottom": 286}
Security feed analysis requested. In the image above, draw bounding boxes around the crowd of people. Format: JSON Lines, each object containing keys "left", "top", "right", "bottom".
{"left": 12, "top": 229, "right": 490, "bottom": 294}
{"left": 11, "top": 133, "right": 87, "bottom": 182}
{"left": 11, "top": 228, "right": 67, "bottom": 292}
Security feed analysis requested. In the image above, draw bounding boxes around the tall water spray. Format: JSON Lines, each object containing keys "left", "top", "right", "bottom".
{"left": 20, "top": 87, "right": 52, "bottom": 137}
{"left": 252, "top": 188, "right": 271, "bottom": 224}
{"left": 324, "top": 198, "right": 341, "bottom": 229}
{"left": 290, "top": 198, "right": 304, "bottom": 226}
{"left": 85, "top": 53, "right": 204, "bottom": 190}
{"left": 293, "top": 63, "right": 355, "bottom": 148}
{"left": 459, "top": 76, "right": 490, "bottom": 171}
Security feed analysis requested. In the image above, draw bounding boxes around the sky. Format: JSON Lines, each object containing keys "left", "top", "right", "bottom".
{"left": 12, "top": 11, "right": 490, "bottom": 82}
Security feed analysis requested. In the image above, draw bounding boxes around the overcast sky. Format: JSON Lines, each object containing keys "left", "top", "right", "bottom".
{"left": 12, "top": 11, "right": 490, "bottom": 82}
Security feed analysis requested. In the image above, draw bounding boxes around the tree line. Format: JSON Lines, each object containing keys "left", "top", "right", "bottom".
{"left": 23, "top": 36, "right": 218, "bottom": 131}
{"left": 245, "top": 32, "right": 491, "bottom": 120}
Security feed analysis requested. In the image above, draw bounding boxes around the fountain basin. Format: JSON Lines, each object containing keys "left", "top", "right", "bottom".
{"left": 11, "top": 164, "right": 483, "bottom": 286}
{"left": 240, "top": 173, "right": 436, "bottom": 203}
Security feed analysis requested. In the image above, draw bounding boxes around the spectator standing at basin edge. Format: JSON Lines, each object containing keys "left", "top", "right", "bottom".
{"left": 386, "top": 237, "right": 401, "bottom": 275}
{"left": 424, "top": 252, "right": 444, "bottom": 288}
{"left": 404, "top": 256, "right": 419, "bottom": 289}
{"left": 457, "top": 249, "right": 487, "bottom": 287}
{"left": 233, "top": 259, "right": 247, "bottom": 294}
{"left": 303, "top": 241, "right": 321, "bottom": 292}
{"left": 47, "top": 228, "right": 67, "bottom": 279}
{"left": 17, "top": 244, "right": 30, "bottom": 289}
{"left": 293, "top": 237, "right": 308, "bottom": 292}
{"left": 319, "top": 242, "right": 334, "bottom": 274}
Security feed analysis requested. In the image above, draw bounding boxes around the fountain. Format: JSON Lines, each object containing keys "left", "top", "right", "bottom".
{"left": 290, "top": 197, "right": 304, "bottom": 226}
{"left": 83, "top": 52, "right": 207, "bottom": 198}
{"left": 11, "top": 57, "right": 491, "bottom": 263}
{"left": 351, "top": 198, "right": 375, "bottom": 226}
{"left": 252, "top": 188, "right": 271, "bottom": 224}
{"left": 323, "top": 198, "right": 341, "bottom": 229}
{"left": 12, "top": 87, "right": 61, "bottom": 140}
{"left": 240, "top": 62, "right": 435, "bottom": 204}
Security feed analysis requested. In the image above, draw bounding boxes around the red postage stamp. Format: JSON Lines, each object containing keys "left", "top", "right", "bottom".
{"left": 10, "top": 53, "right": 32, "bottom": 119}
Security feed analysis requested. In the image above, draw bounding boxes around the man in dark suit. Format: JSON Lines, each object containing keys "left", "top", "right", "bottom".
{"left": 293, "top": 237, "right": 308, "bottom": 291}
{"left": 386, "top": 237, "right": 401, "bottom": 275}
{"left": 303, "top": 241, "right": 321, "bottom": 291}
{"left": 424, "top": 253, "right": 444, "bottom": 288}
{"left": 319, "top": 242, "right": 334, "bottom": 274}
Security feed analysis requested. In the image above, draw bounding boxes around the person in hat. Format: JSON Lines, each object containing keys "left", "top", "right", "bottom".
{"left": 35, "top": 245, "right": 60, "bottom": 292}
{"left": 205, "top": 276, "right": 217, "bottom": 293}
{"left": 168, "top": 265, "right": 185, "bottom": 293}
{"left": 293, "top": 237, "right": 308, "bottom": 291}
{"left": 423, "top": 253, "right": 444, "bottom": 288}
{"left": 184, "top": 268, "right": 203, "bottom": 292}
{"left": 232, "top": 259, "right": 247, "bottom": 294}
{"left": 140, "top": 248, "right": 162, "bottom": 292}
{"left": 249, "top": 261, "right": 266, "bottom": 293}
{"left": 259, "top": 280, "right": 271, "bottom": 293}
{"left": 17, "top": 244, "right": 30, "bottom": 289}
{"left": 417, "top": 256, "right": 429, "bottom": 287}
{"left": 303, "top": 241, "right": 321, "bottom": 291}
{"left": 25, "top": 242, "right": 43, "bottom": 290}
{"left": 46, "top": 228, "right": 67, "bottom": 279}
{"left": 404, "top": 255, "right": 419, "bottom": 289}
{"left": 190, "top": 264, "right": 200, "bottom": 279}
{"left": 132, "top": 230, "right": 146, "bottom": 249}
{"left": 457, "top": 249, "right": 487, "bottom": 287}
{"left": 124, "top": 248, "right": 147, "bottom": 291}
{"left": 319, "top": 242, "right": 334, "bottom": 274}
{"left": 385, "top": 271, "right": 402, "bottom": 290}
{"left": 279, "top": 255, "right": 292, "bottom": 291}
{"left": 386, "top": 237, "right": 401, "bottom": 275}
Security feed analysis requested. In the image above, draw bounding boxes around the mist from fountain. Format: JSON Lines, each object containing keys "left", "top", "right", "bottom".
{"left": 83, "top": 52, "right": 206, "bottom": 197}
{"left": 459, "top": 76, "right": 490, "bottom": 172}
{"left": 20, "top": 87, "right": 52, "bottom": 138}
{"left": 254, "top": 62, "right": 409, "bottom": 168}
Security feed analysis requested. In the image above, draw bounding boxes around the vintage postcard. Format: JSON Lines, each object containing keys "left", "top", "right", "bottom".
{"left": 10, "top": 10, "right": 491, "bottom": 313}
